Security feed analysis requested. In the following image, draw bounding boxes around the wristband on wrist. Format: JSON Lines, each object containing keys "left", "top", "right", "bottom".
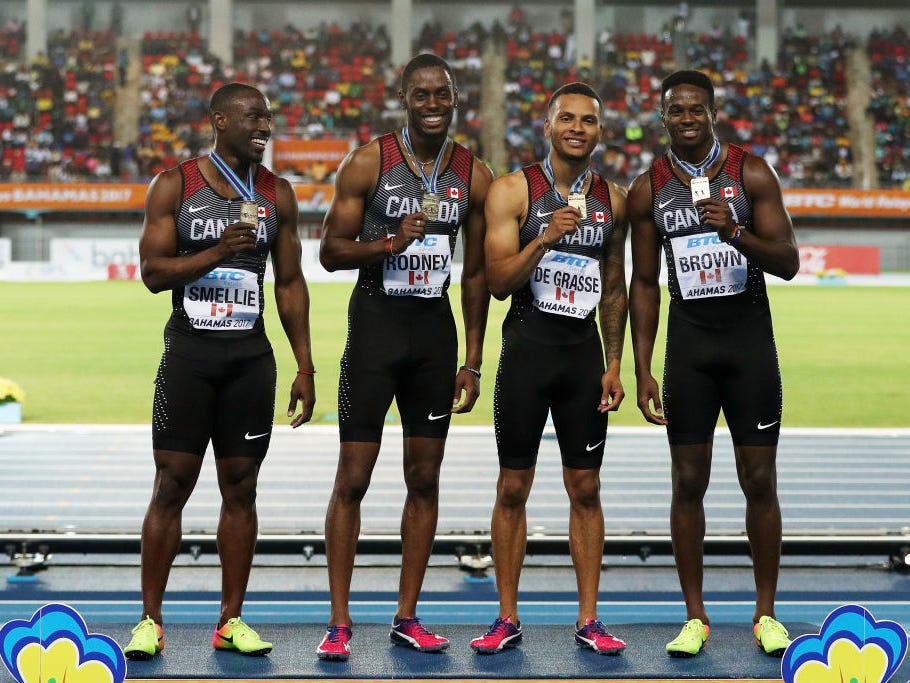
{"left": 538, "top": 229, "right": 550, "bottom": 252}
{"left": 459, "top": 365, "right": 481, "bottom": 379}
{"left": 728, "top": 225, "right": 743, "bottom": 246}
{"left": 297, "top": 368, "right": 316, "bottom": 376}
{"left": 384, "top": 235, "right": 395, "bottom": 255}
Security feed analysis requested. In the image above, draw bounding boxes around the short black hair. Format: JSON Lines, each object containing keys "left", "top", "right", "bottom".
{"left": 400, "top": 53, "right": 456, "bottom": 91}
{"left": 209, "top": 82, "right": 262, "bottom": 114}
{"left": 547, "top": 81, "right": 603, "bottom": 116}
{"left": 660, "top": 70, "right": 714, "bottom": 109}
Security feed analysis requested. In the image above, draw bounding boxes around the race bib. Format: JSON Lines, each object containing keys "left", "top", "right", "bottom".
{"left": 184, "top": 268, "right": 260, "bottom": 329}
{"left": 382, "top": 235, "right": 451, "bottom": 298}
{"left": 670, "top": 233, "right": 748, "bottom": 299}
{"left": 531, "top": 250, "right": 601, "bottom": 319}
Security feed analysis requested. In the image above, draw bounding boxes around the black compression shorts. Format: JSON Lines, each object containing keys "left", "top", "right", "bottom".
{"left": 494, "top": 326, "right": 608, "bottom": 470}
{"left": 152, "top": 334, "right": 276, "bottom": 458}
{"left": 338, "top": 292, "right": 457, "bottom": 442}
{"left": 663, "top": 307, "right": 783, "bottom": 446}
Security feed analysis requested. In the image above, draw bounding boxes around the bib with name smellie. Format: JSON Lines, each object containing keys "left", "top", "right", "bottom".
{"left": 184, "top": 268, "right": 260, "bottom": 329}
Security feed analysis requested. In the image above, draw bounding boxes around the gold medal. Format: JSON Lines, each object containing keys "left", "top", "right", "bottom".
{"left": 567, "top": 192, "right": 587, "bottom": 219}
{"left": 239, "top": 200, "right": 259, "bottom": 225}
{"left": 690, "top": 176, "right": 711, "bottom": 203}
{"left": 421, "top": 192, "right": 440, "bottom": 222}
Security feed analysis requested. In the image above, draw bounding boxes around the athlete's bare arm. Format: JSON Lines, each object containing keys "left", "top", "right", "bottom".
{"left": 139, "top": 166, "right": 258, "bottom": 293}
{"left": 484, "top": 169, "right": 583, "bottom": 300}
{"left": 452, "top": 157, "right": 494, "bottom": 414}
{"left": 272, "top": 176, "right": 315, "bottom": 427}
{"left": 694, "top": 151, "right": 799, "bottom": 280}
{"left": 596, "top": 182, "right": 629, "bottom": 413}
{"left": 627, "top": 172, "right": 667, "bottom": 426}
{"left": 319, "top": 139, "right": 427, "bottom": 271}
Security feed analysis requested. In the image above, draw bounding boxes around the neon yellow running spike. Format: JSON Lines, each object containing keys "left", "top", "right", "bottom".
{"left": 124, "top": 616, "right": 164, "bottom": 660}
{"left": 212, "top": 617, "right": 273, "bottom": 656}
{"left": 666, "top": 618, "right": 710, "bottom": 657}
{"left": 754, "top": 616, "right": 791, "bottom": 657}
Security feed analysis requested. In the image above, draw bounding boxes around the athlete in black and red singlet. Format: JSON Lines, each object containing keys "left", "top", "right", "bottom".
{"left": 124, "top": 83, "right": 315, "bottom": 661}
{"left": 316, "top": 54, "right": 493, "bottom": 660}
{"left": 473, "top": 82, "right": 629, "bottom": 656}
{"left": 628, "top": 70, "right": 799, "bottom": 658}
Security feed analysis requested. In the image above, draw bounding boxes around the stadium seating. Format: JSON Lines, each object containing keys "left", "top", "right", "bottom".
{"left": 0, "top": 19, "right": 906, "bottom": 189}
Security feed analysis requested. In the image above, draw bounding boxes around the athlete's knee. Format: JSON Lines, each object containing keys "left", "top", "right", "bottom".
{"left": 332, "top": 470, "right": 373, "bottom": 504}
{"left": 739, "top": 469, "right": 777, "bottom": 505}
{"left": 672, "top": 469, "right": 710, "bottom": 503}
{"left": 496, "top": 468, "right": 533, "bottom": 508}
{"left": 736, "top": 449, "right": 778, "bottom": 503}
{"left": 564, "top": 469, "right": 601, "bottom": 508}
{"left": 150, "top": 467, "right": 199, "bottom": 510}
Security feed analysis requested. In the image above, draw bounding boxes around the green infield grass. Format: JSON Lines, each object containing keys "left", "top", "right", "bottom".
{"left": 2, "top": 281, "right": 908, "bottom": 427}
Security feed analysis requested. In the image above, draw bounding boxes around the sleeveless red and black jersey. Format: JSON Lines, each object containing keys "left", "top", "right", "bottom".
{"left": 649, "top": 143, "right": 770, "bottom": 324}
{"left": 164, "top": 158, "right": 280, "bottom": 338}
{"left": 505, "top": 163, "right": 616, "bottom": 344}
{"left": 355, "top": 132, "right": 474, "bottom": 298}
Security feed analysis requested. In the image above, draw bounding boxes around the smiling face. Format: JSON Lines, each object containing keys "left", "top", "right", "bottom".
{"left": 213, "top": 89, "right": 272, "bottom": 164}
{"left": 399, "top": 65, "right": 457, "bottom": 140}
{"left": 660, "top": 82, "right": 717, "bottom": 157}
{"left": 544, "top": 93, "right": 602, "bottom": 163}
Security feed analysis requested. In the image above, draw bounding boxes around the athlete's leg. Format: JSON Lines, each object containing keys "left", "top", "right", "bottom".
{"left": 213, "top": 455, "right": 262, "bottom": 626}
{"left": 489, "top": 466, "right": 535, "bottom": 621}
{"left": 563, "top": 466, "right": 604, "bottom": 623}
{"left": 139, "top": 449, "right": 204, "bottom": 624}
{"left": 734, "top": 444, "right": 781, "bottom": 622}
{"left": 395, "top": 436, "right": 445, "bottom": 618}
{"left": 669, "top": 442, "right": 713, "bottom": 623}
{"left": 718, "top": 312, "right": 784, "bottom": 623}
{"left": 490, "top": 329, "right": 551, "bottom": 622}
{"left": 547, "top": 333, "right": 608, "bottom": 623}
{"left": 324, "top": 441, "right": 382, "bottom": 626}
{"left": 663, "top": 312, "right": 721, "bottom": 624}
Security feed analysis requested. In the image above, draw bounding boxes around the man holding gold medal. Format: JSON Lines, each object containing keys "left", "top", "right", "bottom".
{"left": 317, "top": 53, "right": 493, "bottom": 660}
{"left": 124, "top": 83, "right": 315, "bottom": 660}
{"left": 473, "top": 82, "right": 629, "bottom": 655}
{"left": 628, "top": 70, "right": 799, "bottom": 658}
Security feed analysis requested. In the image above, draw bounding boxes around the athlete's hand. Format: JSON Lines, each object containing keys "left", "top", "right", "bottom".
{"left": 390, "top": 212, "right": 428, "bottom": 254}
{"left": 540, "top": 205, "right": 582, "bottom": 249}
{"left": 451, "top": 368, "right": 480, "bottom": 414}
{"left": 219, "top": 221, "right": 259, "bottom": 257}
{"left": 287, "top": 373, "right": 315, "bottom": 428}
{"left": 695, "top": 198, "right": 738, "bottom": 243}
{"left": 598, "top": 369, "right": 624, "bottom": 413}
{"left": 636, "top": 373, "right": 667, "bottom": 425}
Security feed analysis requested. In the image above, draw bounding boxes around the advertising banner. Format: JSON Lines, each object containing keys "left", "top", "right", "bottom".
{"left": 272, "top": 139, "right": 350, "bottom": 178}
{"left": 798, "top": 244, "right": 880, "bottom": 274}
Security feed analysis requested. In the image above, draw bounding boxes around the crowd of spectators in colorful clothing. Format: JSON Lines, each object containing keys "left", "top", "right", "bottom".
{"left": 1, "top": 16, "right": 907, "bottom": 189}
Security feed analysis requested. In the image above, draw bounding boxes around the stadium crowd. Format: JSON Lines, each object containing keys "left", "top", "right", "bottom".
{"left": 1, "top": 15, "right": 908, "bottom": 188}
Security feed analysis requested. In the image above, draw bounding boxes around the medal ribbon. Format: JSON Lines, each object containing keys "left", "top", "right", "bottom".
{"left": 209, "top": 151, "right": 256, "bottom": 201}
{"left": 543, "top": 154, "right": 590, "bottom": 204}
{"left": 669, "top": 138, "right": 720, "bottom": 177}
{"left": 402, "top": 126, "right": 448, "bottom": 194}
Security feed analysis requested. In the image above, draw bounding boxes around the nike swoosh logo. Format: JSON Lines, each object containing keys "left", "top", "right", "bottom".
{"left": 384, "top": 182, "right": 405, "bottom": 191}
{"left": 244, "top": 431, "right": 270, "bottom": 440}
{"left": 536, "top": 209, "right": 555, "bottom": 218}
{"left": 757, "top": 421, "right": 780, "bottom": 430}
{"left": 657, "top": 198, "right": 675, "bottom": 209}
{"left": 427, "top": 412, "right": 449, "bottom": 421}
{"left": 585, "top": 440, "right": 605, "bottom": 452}
{"left": 187, "top": 205, "right": 209, "bottom": 213}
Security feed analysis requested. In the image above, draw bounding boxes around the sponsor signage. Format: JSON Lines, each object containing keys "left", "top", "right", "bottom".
{"left": 798, "top": 244, "right": 880, "bottom": 274}
{"left": 1, "top": 185, "right": 906, "bottom": 220}
{"left": 272, "top": 139, "right": 351, "bottom": 175}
